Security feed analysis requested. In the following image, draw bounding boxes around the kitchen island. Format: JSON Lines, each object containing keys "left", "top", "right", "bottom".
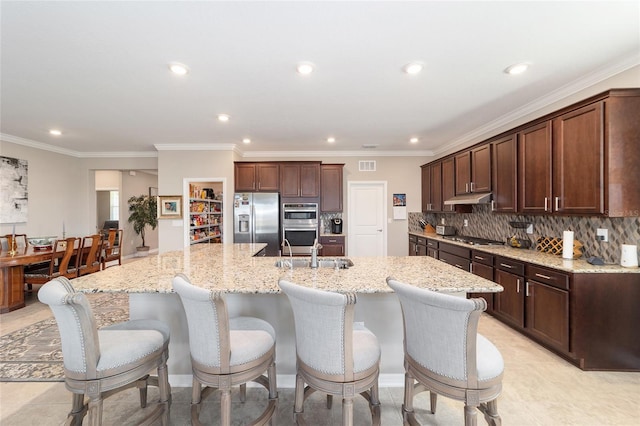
{"left": 71, "top": 243, "right": 502, "bottom": 385}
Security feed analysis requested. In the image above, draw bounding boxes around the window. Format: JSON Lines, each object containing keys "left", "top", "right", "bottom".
{"left": 110, "top": 191, "right": 119, "bottom": 220}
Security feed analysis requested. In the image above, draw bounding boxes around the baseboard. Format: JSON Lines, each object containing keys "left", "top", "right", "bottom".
{"left": 168, "top": 373, "right": 405, "bottom": 388}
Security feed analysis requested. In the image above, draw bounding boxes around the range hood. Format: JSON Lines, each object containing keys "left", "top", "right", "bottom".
{"left": 443, "top": 192, "right": 492, "bottom": 205}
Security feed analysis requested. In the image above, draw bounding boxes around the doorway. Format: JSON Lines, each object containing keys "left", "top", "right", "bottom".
{"left": 347, "top": 181, "right": 387, "bottom": 256}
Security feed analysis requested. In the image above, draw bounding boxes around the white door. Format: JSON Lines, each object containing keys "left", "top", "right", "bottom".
{"left": 347, "top": 181, "right": 387, "bottom": 256}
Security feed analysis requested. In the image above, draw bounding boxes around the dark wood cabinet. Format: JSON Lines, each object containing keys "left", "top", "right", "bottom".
{"left": 455, "top": 144, "right": 491, "bottom": 195}
{"left": 493, "top": 257, "right": 525, "bottom": 328}
{"left": 552, "top": 102, "right": 604, "bottom": 214}
{"left": 408, "top": 234, "right": 427, "bottom": 256}
{"left": 438, "top": 242, "right": 471, "bottom": 272}
{"left": 469, "top": 250, "right": 494, "bottom": 312}
{"left": 319, "top": 235, "right": 345, "bottom": 256}
{"left": 441, "top": 158, "right": 455, "bottom": 212}
{"left": 492, "top": 134, "right": 518, "bottom": 213}
{"left": 519, "top": 121, "right": 553, "bottom": 213}
{"left": 320, "top": 164, "right": 343, "bottom": 212}
{"left": 426, "top": 238, "right": 438, "bottom": 259}
{"left": 234, "top": 163, "right": 280, "bottom": 192}
{"left": 422, "top": 162, "right": 443, "bottom": 212}
{"left": 281, "top": 162, "right": 320, "bottom": 198}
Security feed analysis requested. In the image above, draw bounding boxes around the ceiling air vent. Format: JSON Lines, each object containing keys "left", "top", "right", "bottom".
{"left": 359, "top": 160, "right": 376, "bottom": 172}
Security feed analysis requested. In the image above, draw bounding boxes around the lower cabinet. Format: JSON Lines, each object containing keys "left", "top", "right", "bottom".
{"left": 408, "top": 234, "right": 427, "bottom": 256}
{"left": 319, "top": 235, "right": 345, "bottom": 256}
{"left": 493, "top": 257, "right": 525, "bottom": 328}
{"left": 525, "top": 265, "right": 570, "bottom": 352}
{"left": 437, "top": 242, "right": 471, "bottom": 271}
{"left": 469, "top": 250, "right": 494, "bottom": 313}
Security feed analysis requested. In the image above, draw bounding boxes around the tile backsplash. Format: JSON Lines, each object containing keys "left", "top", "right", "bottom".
{"left": 408, "top": 205, "right": 640, "bottom": 264}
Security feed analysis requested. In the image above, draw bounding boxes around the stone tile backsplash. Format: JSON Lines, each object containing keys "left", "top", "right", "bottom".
{"left": 408, "top": 205, "right": 640, "bottom": 264}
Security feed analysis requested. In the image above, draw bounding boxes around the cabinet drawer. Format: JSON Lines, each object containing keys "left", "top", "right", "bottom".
{"left": 416, "top": 236, "right": 427, "bottom": 246}
{"left": 471, "top": 250, "right": 493, "bottom": 266}
{"left": 319, "top": 236, "right": 345, "bottom": 244}
{"left": 409, "top": 235, "right": 417, "bottom": 243}
{"left": 439, "top": 251, "right": 471, "bottom": 272}
{"left": 495, "top": 256, "right": 525, "bottom": 275}
{"left": 471, "top": 262, "right": 493, "bottom": 281}
{"left": 426, "top": 238, "right": 439, "bottom": 249}
{"left": 439, "top": 242, "right": 471, "bottom": 259}
{"left": 526, "top": 265, "right": 570, "bottom": 290}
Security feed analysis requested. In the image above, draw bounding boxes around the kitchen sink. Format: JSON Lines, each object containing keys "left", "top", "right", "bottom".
{"left": 274, "top": 258, "right": 354, "bottom": 269}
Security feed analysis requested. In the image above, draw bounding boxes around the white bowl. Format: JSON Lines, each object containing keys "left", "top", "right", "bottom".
{"left": 27, "top": 236, "right": 57, "bottom": 248}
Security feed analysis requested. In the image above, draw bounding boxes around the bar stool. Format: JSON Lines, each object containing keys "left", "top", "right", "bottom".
{"left": 38, "top": 276, "right": 171, "bottom": 425}
{"left": 172, "top": 273, "right": 278, "bottom": 425}
{"left": 387, "top": 278, "right": 503, "bottom": 426}
{"left": 278, "top": 279, "right": 381, "bottom": 426}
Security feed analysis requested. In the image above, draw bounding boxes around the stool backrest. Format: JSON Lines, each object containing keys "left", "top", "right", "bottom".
{"left": 387, "top": 278, "right": 486, "bottom": 386}
{"left": 38, "top": 277, "right": 100, "bottom": 377}
{"left": 278, "top": 279, "right": 356, "bottom": 379}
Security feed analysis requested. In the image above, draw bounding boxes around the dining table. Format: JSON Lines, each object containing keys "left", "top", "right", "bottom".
{"left": 0, "top": 245, "right": 54, "bottom": 313}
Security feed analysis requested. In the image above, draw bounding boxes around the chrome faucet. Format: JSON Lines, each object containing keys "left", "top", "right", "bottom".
{"left": 282, "top": 239, "right": 293, "bottom": 270}
{"left": 310, "top": 239, "right": 323, "bottom": 269}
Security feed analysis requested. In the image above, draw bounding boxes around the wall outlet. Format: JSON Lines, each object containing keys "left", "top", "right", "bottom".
{"left": 463, "top": 219, "right": 469, "bottom": 227}
{"left": 596, "top": 228, "right": 608, "bottom": 242}
{"left": 526, "top": 224, "right": 534, "bottom": 234}
{"left": 441, "top": 218, "right": 445, "bottom": 225}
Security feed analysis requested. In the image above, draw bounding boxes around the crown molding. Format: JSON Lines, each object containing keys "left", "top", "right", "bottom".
{"left": 1, "top": 133, "right": 157, "bottom": 158}
{"left": 153, "top": 143, "right": 238, "bottom": 152}
{"left": 239, "top": 150, "right": 434, "bottom": 158}
{"left": 433, "top": 53, "right": 640, "bottom": 156}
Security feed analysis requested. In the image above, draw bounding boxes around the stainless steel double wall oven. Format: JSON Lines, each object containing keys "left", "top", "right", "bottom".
{"left": 281, "top": 203, "right": 318, "bottom": 255}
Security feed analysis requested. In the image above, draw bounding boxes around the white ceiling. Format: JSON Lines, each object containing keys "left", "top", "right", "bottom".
{"left": 1, "top": 1, "right": 639, "bottom": 157}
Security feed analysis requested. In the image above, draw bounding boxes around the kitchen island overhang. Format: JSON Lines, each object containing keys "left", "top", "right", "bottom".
{"left": 71, "top": 244, "right": 502, "bottom": 386}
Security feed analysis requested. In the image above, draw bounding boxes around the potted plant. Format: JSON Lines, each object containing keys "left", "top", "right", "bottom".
{"left": 127, "top": 195, "right": 158, "bottom": 255}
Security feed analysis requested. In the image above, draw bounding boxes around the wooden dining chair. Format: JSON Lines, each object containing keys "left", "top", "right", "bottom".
{"left": 77, "top": 234, "right": 104, "bottom": 277}
{"left": 102, "top": 229, "right": 123, "bottom": 269}
{"left": 24, "top": 237, "right": 80, "bottom": 292}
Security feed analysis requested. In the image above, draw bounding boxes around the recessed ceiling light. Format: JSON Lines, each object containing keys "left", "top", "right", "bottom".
{"left": 242, "top": 138, "right": 251, "bottom": 144}
{"left": 504, "top": 63, "right": 529, "bottom": 75}
{"left": 169, "top": 62, "right": 190, "bottom": 75}
{"left": 327, "top": 137, "right": 336, "bottom": 143}
{"left": 217, "top": 114, "right": 230, "bottom": 122}
{"left": 403, "top": 62, "right": 423, "bottom": 75}
{"left": 410, "top": 137, "right": 419, "bottom": 144}
{"left": 296, "top": 62, "right": 315, "bottom": 75}
{"left": 49, "top": 129, "right": 62, "bottom": 136}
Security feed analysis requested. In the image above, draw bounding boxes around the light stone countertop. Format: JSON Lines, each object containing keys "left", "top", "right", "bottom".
{"left": 409, "top": 231, "right": 640, "bottom": 274}
{"left": 71, "top": 243, "right": 502, "bottom": 294}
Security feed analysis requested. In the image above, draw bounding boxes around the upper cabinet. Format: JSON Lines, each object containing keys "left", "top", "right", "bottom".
{"left": 423, "top": 89, "right": 640, "bottom": 217}
{"left": 280, "top": 162, "right": 320, "bottom": 198}
{"left": 234, "top": 163, "right": 280, "bottom": 192}
{"left": 492, "top": 134, "right": 518, "bottom": 213}
{"left": 441, "top": 158, "right": 456, "bottom": 213}
{"left": 320, "top": 164, "right": 344, "bottom": 212}
{"left": 454, "top": 144, "right": 492, "bottom": 195}
{"left": 519, "top": 121, "right": 553, "bottom": 214}
{"left": 421, "top": 162, "right": 443, "bottom": 212}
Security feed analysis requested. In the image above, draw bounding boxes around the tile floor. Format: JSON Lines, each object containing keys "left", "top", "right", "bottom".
{"left": 1, "top": 288, "right": 639, "bottom": 425}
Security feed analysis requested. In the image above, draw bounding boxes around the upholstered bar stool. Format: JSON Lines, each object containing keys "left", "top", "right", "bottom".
{"left": 278, "top": 279, "right": 381, "bottom": 426}
{"left": 38, "top": 277, "right": 171, "bottom": 425}
{"left": 172, "top": 273, "right": 278, "bottom": 426}
{"left": 387, "top": 278, "right": 503, "bottom": 426}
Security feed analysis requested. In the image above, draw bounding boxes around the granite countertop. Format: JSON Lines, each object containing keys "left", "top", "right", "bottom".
{"left": 408, "top": 231, "right": 640, "bottom": 274}
{"left": 70, "top": 243, "right": 502, "bottom": 294}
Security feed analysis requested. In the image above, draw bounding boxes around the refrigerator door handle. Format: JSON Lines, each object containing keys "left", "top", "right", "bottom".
{"left": 251, "top": 204, "right": 255, "bottom": 243}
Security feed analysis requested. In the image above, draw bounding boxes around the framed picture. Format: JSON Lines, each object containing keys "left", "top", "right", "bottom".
{"left": 158, "top": 195, "right": 183, "bottom": 219}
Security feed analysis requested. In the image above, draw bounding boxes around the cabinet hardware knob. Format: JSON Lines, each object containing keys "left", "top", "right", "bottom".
{"left": 475, "top": 256, "right": 485, "bottom": 260}
{"left": 544, "top": 197, "right": 548, "bottom": 212}
{"left": 526, "top": 281, "right": 530, "bottom": 297}
{"left": 465, "top": 183, "right": 469, "bottom": 193}
{"left": 500, "top": 263, "right": 513, "bottom": 269}
{"left": 517, "top": 279, "right": 520, "bottom": 293}
{"left": 470, "top": 182, "right": 475, "bottom": 192}
{"left": 555, "top": 196, "right": 560, "bottom": 211}
{"left": 491, "top": 200, "right": 496, "bottom": 211}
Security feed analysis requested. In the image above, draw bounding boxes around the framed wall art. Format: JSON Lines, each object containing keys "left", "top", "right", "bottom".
{"left": 158, "top": 195, "right": 183, "bottom": 219}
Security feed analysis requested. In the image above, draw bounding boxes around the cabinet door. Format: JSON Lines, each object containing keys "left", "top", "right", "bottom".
{"left": 431, "top": 162, "right": 443, "bottom": 212}
{"left": 494, "top": 269, "right": 525, "bottom": 328}
{"left": 471, "top": 144, "right": 491, "bottom": 193}
{"left": 526, "top": 280, "right": 570, "bottom": 352}
{"left": 421, "top": 165, "right": 431, "bottom": 212}
{"left": 519, "top": 121, "right": 552, "bottom": 213}
{"left": 416, "top": 243, "right": 427, "bottom": 256}
{"left": 553, "top": 102, "right": 604, "bottom": 214}
{"left": 321, "top": 164, "right": 343, "bottom": 212}
{"left": 280, "top": 164, "right": 300, "bottom": 197}
{"left": 470, "top": 263, "right": 494, "bottom": 312}
{"left": 441, "top": 158, "right": 455, "bottom": 212}
{"left": 455, "top": 151, "right": 471, "bottom": 195}
{"left": 492, "top": 135, "right": 518, "bottom": 213}
{"left": 235, "top": 163, "right": 257, "bottom": 192}
{"left": 257, "top": 163, "right": 280, "bottom": 191}
{"left": 426, "top": 248, "right": 438, "bottom": 259}
{"left": 300, "top": 163, "right": 320, "bottom": 197}
{"left": 320, "top": 236, "right": 345, "bottom": 256}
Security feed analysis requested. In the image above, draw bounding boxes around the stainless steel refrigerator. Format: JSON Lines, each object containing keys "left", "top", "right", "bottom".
{"left": 233, "top": 192, "right": 280, "bottom": 256}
